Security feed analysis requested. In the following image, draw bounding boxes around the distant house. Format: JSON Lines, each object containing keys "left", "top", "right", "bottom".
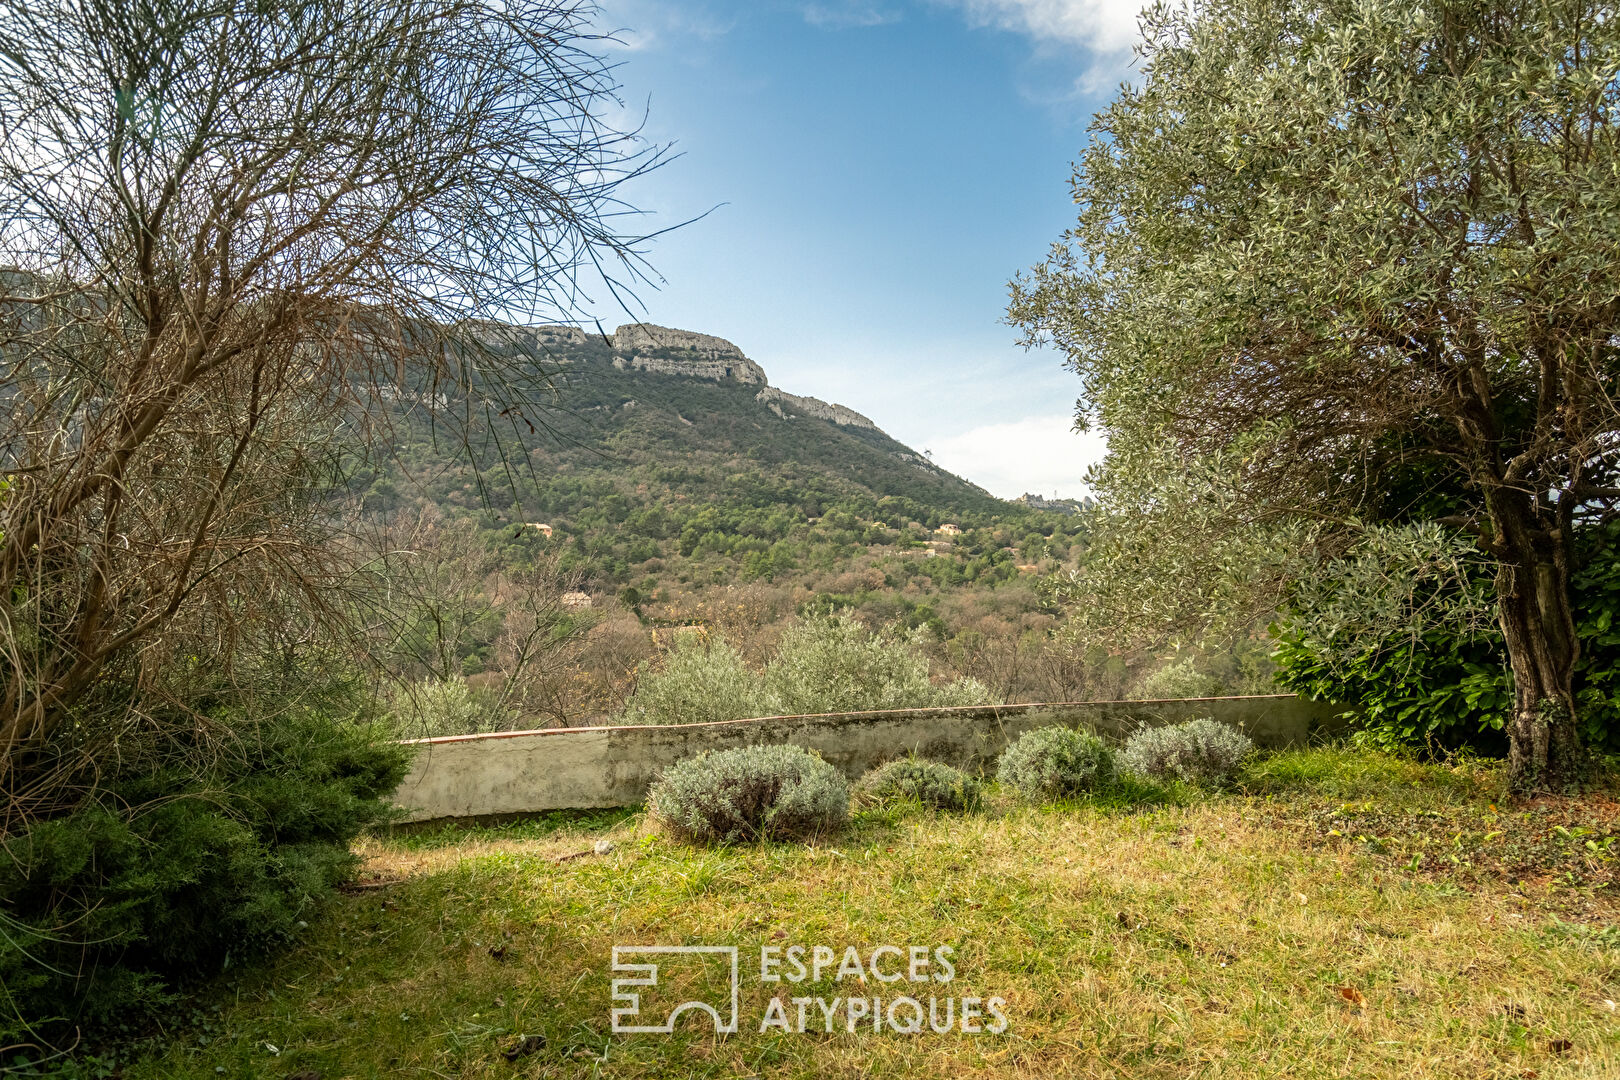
{"left": 936, "top": 523, "right": 961, "bottom": 536}
{"left": 560, "top": 591, "right": 593, "bottom": 610}
{"left": 525, "top": 522, "right": 553, "bottom": 538}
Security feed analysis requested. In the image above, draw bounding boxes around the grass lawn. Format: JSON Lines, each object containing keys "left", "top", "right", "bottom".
{"left": 116, "top": 749, "right": 1620, "bottom": 1079}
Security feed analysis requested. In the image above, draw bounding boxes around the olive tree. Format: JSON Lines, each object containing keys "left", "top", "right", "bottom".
{"left": 0, "top": 0, "right": 655, "bottom": 820}
{"left": 1012, "top": 0, "right": 1620, "bottom": 790}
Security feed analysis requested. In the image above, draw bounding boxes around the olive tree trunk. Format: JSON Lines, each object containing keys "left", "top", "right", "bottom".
{"left": 1488, "top": 492, "right": 1583, "bottom": 793}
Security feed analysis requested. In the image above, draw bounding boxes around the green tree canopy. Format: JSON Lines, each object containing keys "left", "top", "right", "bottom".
{"left": 1012, "top": 0, "right": 1620, "bottom": 790}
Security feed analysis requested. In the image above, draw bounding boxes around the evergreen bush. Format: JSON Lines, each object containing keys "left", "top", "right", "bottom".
{"left": 615, "top": 615, "right": 993, "bottom": 726}
{"left": 763, "top": 614, "right": 990, "bottom": 715}
{"left": 649, "top": 744, "right": 848, "bottom": 843}
{"left": 1130, "top": 657, "right": 1226, "bottom": 700}
{"left": 0, "top": 695, "right": 410, "bottom": 1043}
{"left": 853, "top": 758, "right": 982, "bottom": 811}
{"left": 615, "top": 633, "right": 766, "bottom": 725}
{"left": 996, "top": 725, "right": 1115, "bottom": 800}
{"left": 389, "top": 675, "right": 513, "bottom": 737}
{"left": 1119, "top": 718, "right": 1254, "bottom": 785}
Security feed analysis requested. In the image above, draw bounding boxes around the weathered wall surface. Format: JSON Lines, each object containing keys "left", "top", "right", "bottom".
{"left": 392, "top": 696, "right": 1346, "bottom": 823}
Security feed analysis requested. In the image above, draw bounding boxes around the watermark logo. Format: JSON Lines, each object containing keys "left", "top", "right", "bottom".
{"left": 610, "top": 944, "right": 1007, "bottom": 1035}
{"left": 610, "top": 945, "right": 739, "bottom": 1034}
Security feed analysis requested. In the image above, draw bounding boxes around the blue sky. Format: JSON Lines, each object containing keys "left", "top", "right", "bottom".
{"left": 575, "top": 0, "right": 1143, "bottom": 498}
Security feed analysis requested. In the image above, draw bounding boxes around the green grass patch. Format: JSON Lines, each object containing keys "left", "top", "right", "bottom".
{"left": 1236, "top": 744, "right": 1504, "bottom": 806}
{"left": 77, "top": 751, "right": 1620, "bottom": 1079}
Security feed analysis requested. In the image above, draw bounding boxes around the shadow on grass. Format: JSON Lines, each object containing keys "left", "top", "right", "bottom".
{"left": 375, "top": 806, "right": 640, "bottom": 850}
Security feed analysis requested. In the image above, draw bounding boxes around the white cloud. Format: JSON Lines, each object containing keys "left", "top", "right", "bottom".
{"left": 941, "top": 0, "right": 1145, "bottom": 52}
{"left": 803, "top": 3, "right": 904, "bottom": 28}
{"left": 935, "top": 0, "right": 1149, "bottom": 92}
{"left": 594, "top": 1, "right": 737, "bottom": 52}
{"left": 925, "top": 413, "right": 1106, "bottom": 501}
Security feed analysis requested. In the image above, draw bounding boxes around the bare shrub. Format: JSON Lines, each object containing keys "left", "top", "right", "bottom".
{"left": 0, "top": 0, "right": 656, "bottom": 822}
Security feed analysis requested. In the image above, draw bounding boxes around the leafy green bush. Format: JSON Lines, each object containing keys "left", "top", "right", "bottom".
{"left": 616, "top": 615, "right": 994, "bottom": 726}
{"left": 389, "top": 675, "right": 513, "bottom": 737}
{"left": 762, "top": 614, "right": 991, "bottom": 715}
{"left": 1129, "top": 658, "right": 1226, "bottom": 700}
{"left": 649, "top": 744, "right": 849, "bottom": 843}
{"left": 616, "top": 633, "right": 765, "bottom": 726}
{"left": 996, "top": 726, "right": 1116, "bottom": 800}
{"left": 1271, "top": 619, "right": 1511, "bottom": 753}
{"left": 853, "top": 758, "right": 982, "bottom": 811}
{"left": 1274, "top": 520, "right": 1620, "bottom": 754}
{"left": 1119, "top": 718, "right": 1253, "bottom": 784}
{"left": 0, "top": 701, "right": 410, "bottom": 1044}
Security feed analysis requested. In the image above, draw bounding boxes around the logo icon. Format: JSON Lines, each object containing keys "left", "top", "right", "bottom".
{"left": 610, "top": 946, "right": 739, "bottom": 1033}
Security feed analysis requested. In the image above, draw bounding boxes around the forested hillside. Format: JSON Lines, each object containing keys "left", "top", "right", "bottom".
{"left": 353, "top": 324, "right": 1101, "bottom": 724}
{"left": 360, "top": 322, "right": 1068, "bottom": 575}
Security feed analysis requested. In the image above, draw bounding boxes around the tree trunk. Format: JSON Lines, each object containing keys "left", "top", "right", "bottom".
{"left": 1490, "top": 501, "right": 1583, "bottom": 793}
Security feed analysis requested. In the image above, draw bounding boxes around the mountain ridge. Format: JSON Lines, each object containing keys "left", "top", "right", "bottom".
{"left": 518, "top": 321, "right": 886, "bottom": 430}
{"left": 457, "top": 319, "right": 997, "bottom": 506}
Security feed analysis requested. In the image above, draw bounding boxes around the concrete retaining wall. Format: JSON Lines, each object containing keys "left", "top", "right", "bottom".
{"left": 391, "top": 695, "right": 1346, "bottom": 823}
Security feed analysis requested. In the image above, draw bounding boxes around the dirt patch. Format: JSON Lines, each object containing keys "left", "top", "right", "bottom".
{"left": 354, "top": 823, "right": 641, "bottom": 879}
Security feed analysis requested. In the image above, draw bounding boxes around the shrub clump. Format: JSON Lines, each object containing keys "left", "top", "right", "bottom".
{"left": 763, "top": 614, "right": 991, "bottom": 715}
{"left": 1129, "top": 657, "right": 1227, "bottom": 701}
{"left": 615, "top": 615, "right": 994, "bottom": 727}
{"left": 649, "top": 744, "right": 849, "bottom": 843}
{"left": 996, "top": 725, "right": 1115, "bottom": 800}
{"left": 0, "top": 698, "right": 411, "bottom": 1043}
{"left": 853, "top": 758, "right": 982, "bottom": 811}
{"left": 1120, "top": 718, "right": 1254, "bottom": 784}
{"left": 616, "top": 633, "right": 763, "bottom": 726}
{"left": 389, "top": 676, "right": 513, "bottom": 738}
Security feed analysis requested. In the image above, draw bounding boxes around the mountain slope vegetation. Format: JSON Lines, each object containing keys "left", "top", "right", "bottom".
{"left": 355, "top": 325, "right": 1104, "bottom": 724}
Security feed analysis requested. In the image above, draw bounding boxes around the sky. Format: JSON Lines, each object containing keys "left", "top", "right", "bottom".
{"left": 573, "top": 0, "right": 1145, "bottom": 499}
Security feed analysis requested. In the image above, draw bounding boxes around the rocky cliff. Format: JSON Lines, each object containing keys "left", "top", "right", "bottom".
{"left": 609, "top": 323, "right": 768, "bottom": 385}
{"left": 595, "top": 323, "right": 880, "bottom": 431}
{"left": 374, "top": 318, "right": 1009, "bottom": 521}
{"left": 469, "top": 321, "right": 589, "bottom": 350}
{"left": 755, "top": 386, "right": 877, "bottom": 430}
{"left": 463, "top": 319, "right": 899, "bottom": 436}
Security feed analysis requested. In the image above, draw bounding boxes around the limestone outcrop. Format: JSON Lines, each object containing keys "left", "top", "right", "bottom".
{"left": 535, "top": 324, "right": 589, "bottom": 347}
{"left": 755, "top": 386, "right": 877, "bottom": 430}
{"left": 490, "top": 320, "right": 884, "bottom": 432}
{"left": 609, "top": 323, "right": 767, "bottom": 385}
{"left": 469, "top": 321, "right": 587, "bottom": 352}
